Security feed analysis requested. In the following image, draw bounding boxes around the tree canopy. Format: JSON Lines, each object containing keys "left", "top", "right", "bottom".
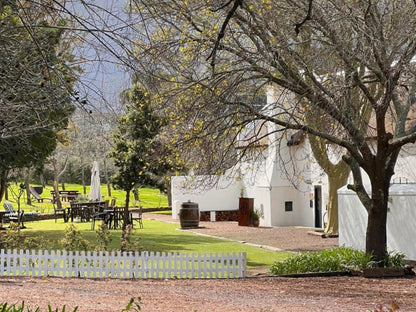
{"left": 109, "top": 81, "right": 172, "bottom": 226}
{"left": 0, "top": 1, "right": 77, "bottom": 175}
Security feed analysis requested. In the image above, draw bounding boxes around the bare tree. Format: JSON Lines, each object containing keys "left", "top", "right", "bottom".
{"left": 128, "top": 0, "right": 416, "bottom": 263}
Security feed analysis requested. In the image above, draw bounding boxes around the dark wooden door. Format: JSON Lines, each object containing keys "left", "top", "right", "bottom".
{"left": 314, "top": 186, "right": 322, "bottom": 228}
{"left": 238, "top": 197, "right": 253, "bottom": 226}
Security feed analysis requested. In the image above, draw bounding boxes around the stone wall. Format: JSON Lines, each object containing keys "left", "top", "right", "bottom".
{"left": 200, "top": 210, "right": 238, "bottom": 222}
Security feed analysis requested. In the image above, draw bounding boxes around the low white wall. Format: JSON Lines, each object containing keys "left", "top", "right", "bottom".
{"left": 338, "top": 184, "right": 416, "bottom": 260}
{"left": 171, "top": 175, "right": 241, "bottom": 220}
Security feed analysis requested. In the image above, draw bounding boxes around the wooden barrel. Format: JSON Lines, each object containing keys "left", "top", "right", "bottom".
{"left": 179, "top": 201, "right": 199, "bottom": 229}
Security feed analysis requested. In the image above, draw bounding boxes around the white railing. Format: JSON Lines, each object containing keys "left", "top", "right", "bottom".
{"left": 0, "top": 249, "right": 246, "bottom": 279}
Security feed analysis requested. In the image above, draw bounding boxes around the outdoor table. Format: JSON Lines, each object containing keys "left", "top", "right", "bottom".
{"left": 66, "top": 201, "right": 106, "bottom": 222}
{"left": 51, "top": 190, "right": 80, "bottom": 203}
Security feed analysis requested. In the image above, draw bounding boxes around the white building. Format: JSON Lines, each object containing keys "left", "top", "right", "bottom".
{"left": 172, "top": 87, "right": 326, "bottom": 228}
{"left": 171, "top": 87, "right": 416, "bottom": 234}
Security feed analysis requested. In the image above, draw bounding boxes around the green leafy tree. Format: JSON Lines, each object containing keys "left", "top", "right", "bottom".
{"left": 109, "top": 82, "right": 168, "bottom": 228}
{"left": 0, "top": 1, "right": 77, "bottom": 200}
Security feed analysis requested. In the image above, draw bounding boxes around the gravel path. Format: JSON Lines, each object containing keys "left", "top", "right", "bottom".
{"left": 143, "top": 213, "right": 339, "bottom": 253}
{"left": 1, "top": 214, "right": 415, "bottom": 311}
{"left": 1, "top": 275, "right": 415, "bottom": 311}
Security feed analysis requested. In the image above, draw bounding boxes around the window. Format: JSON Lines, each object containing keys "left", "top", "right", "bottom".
{"left": 285, "top": 201, "right": 293, "bottom": 212}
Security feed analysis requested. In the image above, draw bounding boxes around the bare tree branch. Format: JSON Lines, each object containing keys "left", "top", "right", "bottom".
{"left": 206, "top": 0, "right": 243, "bottom": 68}
{"left": 295, "top": 0, "right": 313, "bottom": 35}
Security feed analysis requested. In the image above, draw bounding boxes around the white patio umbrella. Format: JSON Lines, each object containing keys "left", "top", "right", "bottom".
{"left": 89, "top": 161, "right": 101, "bottom": 202}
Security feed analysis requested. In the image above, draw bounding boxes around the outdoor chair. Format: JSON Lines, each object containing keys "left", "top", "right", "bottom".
{"left": 29, "top": 186, "right": 52, "bottom": 203}
{"left": 111, "top": 207, "right": 127, "bottom": 229}
{"left": 3, "top": 202, "right": 39, "bottom": 227}
{"left": 3, "top": 202, "right": 25, "bottom": 227}
{"left": 131, "top": 206, "right": 143, "bottom": 229}
{"left": 3, "top": 202, "right": 22, "bottom": 224}
{"left": 109, "top": 198, "right": 116, "bottom": 209}
{"left": 91, "top": 200, "right": 110, "bottom": 230}
{"left": 53, "top": 203, "right": 67, "bottom": 223}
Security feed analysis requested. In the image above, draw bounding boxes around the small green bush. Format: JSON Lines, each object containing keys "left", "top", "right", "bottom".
{"left": 0, "top": 223, "right": 49, "bottom": 250}
{"left": 383, "top": 251, "right": 406, "bottom": 268}
{"left": 270, "top": 247, "right": 375, "bottom": 275}
{"left": 95, "top": 222, "right": 112, "bottom": 252}
{"left": 60, "top": 224, "right": 90, "bottom": 251}
{"left": 121, "top": 297, "right": 141, "bottom": 312}
{"left": 0, "top": 298, "right": 141, "bottom": 312}
{"left": 0, "top": 302, "right": 78, "bottom": 312}
{"left": 121, "top": 224, "right": 141, "bottom": 252}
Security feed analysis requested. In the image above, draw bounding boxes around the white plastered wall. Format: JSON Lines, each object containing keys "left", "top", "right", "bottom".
{"left": 171, "top": 175, "right": 241, "bottom": 220}
{"left": 338, "top": 184, "right": 416, "bottom": 260}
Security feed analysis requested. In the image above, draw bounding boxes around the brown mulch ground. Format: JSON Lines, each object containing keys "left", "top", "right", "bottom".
{"left": 1, "top": 214, "right": 415, "bottom": 311}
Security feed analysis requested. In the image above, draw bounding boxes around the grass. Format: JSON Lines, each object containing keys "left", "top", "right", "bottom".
{"left": 21, "top": 218, "right": 291, "bottom": 269}
{"left": 2, "top": 183, "right": 291, "bottom": 269}
{"left": 2, "top": 183, "right": 168, "bottom": 214}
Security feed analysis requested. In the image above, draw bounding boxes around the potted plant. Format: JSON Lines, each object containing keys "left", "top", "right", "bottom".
{"left": 251, "top": 209, "right": 262, "bottom": 227}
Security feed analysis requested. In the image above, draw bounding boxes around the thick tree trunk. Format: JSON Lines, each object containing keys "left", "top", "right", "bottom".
{"left": 52, "top": 159, "right": 62, "bottom": 210}
{"left": 366, "top": 199, "right": 388, "bottom": 265}
{"left": 25, "top": 168, "right": 31, "bottom": 205}
{"left": 123, "top": 190, "right": 131, "bottom": 230}
{"left": 364, "top": 166, "right": 391, "bottom": 264}
{"left": 325, "top": 170, "right": 349, "bottom": 236}
{"left": 0, "top": 171, "right": 7, "bottom": 202}
{"left": 133, "top": 187, "right": 139, "bottom": 202}
{"left": 308, "top": 132, "right": 350, "bottom": 236}
{"left": 53, "top": 179, "right": 62, "bottom": 210}
{"left": 40, "top": 173, "right": 45, "bottom": 188}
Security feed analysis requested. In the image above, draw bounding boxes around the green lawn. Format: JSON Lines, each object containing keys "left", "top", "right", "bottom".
{"left": 22, "top": 218, "right": 291, "bottom": 269}
{"left": 2, "top": 184, "right": 168, "bottom": 214}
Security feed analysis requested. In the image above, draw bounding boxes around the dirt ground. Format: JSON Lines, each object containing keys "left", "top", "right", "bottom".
{"left": 1, "top": 275, "right": 416, "bottom": 312}
{"left": 1, "top": 215, "right": 415, "bottom": 311}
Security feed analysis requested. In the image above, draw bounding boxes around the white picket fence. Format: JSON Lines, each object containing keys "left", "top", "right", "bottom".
{"left": 0, "top": 249, "right": 246, "bottom": 279}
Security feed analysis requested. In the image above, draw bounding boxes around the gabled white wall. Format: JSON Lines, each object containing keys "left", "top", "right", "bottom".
{"left": 171, "top": 86, "right": 325, "bottom": 228}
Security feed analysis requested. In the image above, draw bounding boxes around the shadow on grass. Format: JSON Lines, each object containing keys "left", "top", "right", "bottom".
{"left": 19, "top": 219, "right": 289, "bottom": 268}
{"left": 22, "top": 226, "right": 228, "bottom": 253}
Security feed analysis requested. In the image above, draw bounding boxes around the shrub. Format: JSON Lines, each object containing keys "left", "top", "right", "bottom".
{"left": 120, "top": 224, "right": 141, "bottom": 252}
{"left": 0, "top": 298, "right": 141, "bottom": 312}
{"left": 60, "top": 224, "right": 90, "bottom": 251}
{"left": 270, "top": 247, "right": 375, "bottom": 275}
{"left": 121, "top": 297, "right": 142, "bottom": 312}
{"left": 383, "top": 251, "right": 406, "bottom": 268}
{"left": 0, "top": 223, "right": 49, "bottom": 250}
{"left": 95, "top": 222, "right": 112, "bottom": 252}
